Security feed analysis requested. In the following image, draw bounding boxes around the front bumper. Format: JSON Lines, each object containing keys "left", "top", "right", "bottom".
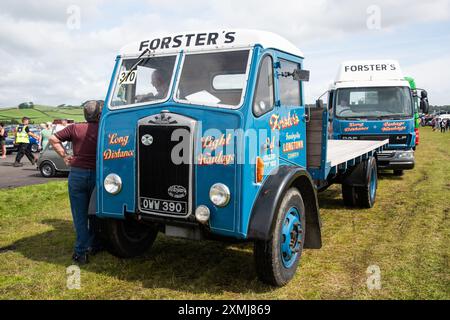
{"left": 377, "top": 150, "right": 415, "bottom": 170}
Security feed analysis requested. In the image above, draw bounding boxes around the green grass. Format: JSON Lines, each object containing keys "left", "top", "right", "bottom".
{"left": 0, "top": 127, "right": 449, "bottom": 299}
{"left": 0, "top": 105, "right": 85, "bottom": 124}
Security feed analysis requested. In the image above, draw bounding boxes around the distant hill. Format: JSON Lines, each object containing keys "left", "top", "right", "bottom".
{"left": 0, "top": 105, "right": 84, "bottom": 124}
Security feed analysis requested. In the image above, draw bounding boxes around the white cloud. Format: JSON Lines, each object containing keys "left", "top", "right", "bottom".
{"left": 403, "top": 56, "right": 450, "bottom": 105}
{"left": 0, "top": 0, "right": 449, "bottom": 107}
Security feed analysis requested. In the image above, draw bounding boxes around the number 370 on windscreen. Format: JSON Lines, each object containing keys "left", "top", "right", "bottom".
{"left": 119, "top": 70, "right": 137, "bottom": 85}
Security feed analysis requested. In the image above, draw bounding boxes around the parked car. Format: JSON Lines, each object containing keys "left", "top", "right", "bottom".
{"left": 37, "top": 142, "right": 71, "bottom": 177}
{"left": 4, "top": 136, "right": 17, "bottom": 154}
{"left": 28, "top": 128, "right": 41, "bottom": 153}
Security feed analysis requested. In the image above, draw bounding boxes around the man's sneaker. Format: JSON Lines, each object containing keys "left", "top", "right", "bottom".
{"left": 13, "top": 162, "right": 23, "bottom": 167}
{"left": 72, "top": 252, "right": 89, "bottom": 265}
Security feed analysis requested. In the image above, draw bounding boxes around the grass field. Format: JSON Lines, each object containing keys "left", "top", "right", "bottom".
{"left": 0, "top": 105, "right": 85, "bottom": 124}
{"left": 0, "top": 127, "right": 449, "bottom": 300}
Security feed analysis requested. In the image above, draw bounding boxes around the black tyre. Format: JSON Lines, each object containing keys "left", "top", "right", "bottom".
{"left": 355, "top": 158, "right": 378, "bottom": 208}
{"left": 393, "top": 170, "right": 404, "bottom": 176}
{"left": 254, "top": 188, "right": 306, "bottom": 286}
{"left": 39, "top": 162, "right": 56, "bottom": 178}
{"left": 342, "top": 184, "right": 357, "bottom": 207}
{"left": 102, "top": 218, "right": 158, "bottom": 258}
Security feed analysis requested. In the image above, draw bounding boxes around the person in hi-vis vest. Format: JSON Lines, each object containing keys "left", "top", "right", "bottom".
{"left": 14, "top": 117, "right": 40, "bottom": 167}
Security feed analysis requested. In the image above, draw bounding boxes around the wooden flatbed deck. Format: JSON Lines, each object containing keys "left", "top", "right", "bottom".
{"left": 327, "top": 139, "right": 389, "bottom": 167}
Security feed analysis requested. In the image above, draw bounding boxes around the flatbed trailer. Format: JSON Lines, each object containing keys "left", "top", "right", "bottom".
{"left": 326, "top": 139, "right": 388, "bottom": 174}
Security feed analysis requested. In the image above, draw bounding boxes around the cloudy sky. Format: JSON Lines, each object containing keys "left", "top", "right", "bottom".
{"left": 0, "top": 0, "right": 449, "bottom": 107}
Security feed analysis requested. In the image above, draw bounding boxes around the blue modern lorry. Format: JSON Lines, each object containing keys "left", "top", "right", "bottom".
{"left": 328, "top": 60, "right": 429, "bottom": 176}
{"left": 91, "top": 30, "right": 388, "bottom": 286}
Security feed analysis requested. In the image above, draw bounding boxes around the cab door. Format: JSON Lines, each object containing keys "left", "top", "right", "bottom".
{"left": 273, "top": 54, "right": 307, "bottom": 168}
{"left": 251, "top": 52, "right": 280, "bottom": 178}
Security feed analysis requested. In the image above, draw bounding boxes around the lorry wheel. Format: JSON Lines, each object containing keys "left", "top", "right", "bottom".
{"left": 254, "top": 188, "right": 305, "bottom": 286}
{"left": 342, "top": 184, "right": 357, "bottom": 207}
{"left": 393, "top": 170, "right": 404, "bottom": 176}
{"left": 355, "top": 158, "right": 378, "bottom": 208}
{"left": 40, "top": 162, "right": 56, "bottom": 178}
{"left": 102, "top": 218, "right": 158, "bottom": 258}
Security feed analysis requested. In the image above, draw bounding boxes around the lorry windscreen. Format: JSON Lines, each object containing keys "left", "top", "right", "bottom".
{"left": 335, "top": 86, "right": 413, "bottom": 119}
{"left": 110, "top": 55, "right": 178, "bottom": 108}
{"left": 175, "top": 50, "right": 250, "bottom": 108}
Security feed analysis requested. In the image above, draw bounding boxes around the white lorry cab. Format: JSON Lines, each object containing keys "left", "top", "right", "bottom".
{"left": 328, "top": 60, "right": 428, "bottom": 176}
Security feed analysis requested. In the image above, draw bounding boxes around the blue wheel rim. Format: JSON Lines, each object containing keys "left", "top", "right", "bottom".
{"left": 280, "top": 207, "right": 303, "bottom": 268}
{"left": 370, "top": 166, "right": 377, "bottom": 201}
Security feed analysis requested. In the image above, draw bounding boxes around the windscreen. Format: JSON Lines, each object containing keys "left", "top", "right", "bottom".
{"left": 175, "top": 50, "right": 250, "bottom": 107}
{"left": 335, "top": 87, "right": 413, "bottom": 119}
{"left": 110, "top": 55, "right": 177, "bottom": 107}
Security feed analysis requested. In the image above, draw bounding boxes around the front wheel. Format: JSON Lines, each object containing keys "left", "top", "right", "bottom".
{"left": 101, "top": 218, "right": 158, "bottom": 258}
{"left": 254, "top": 188, "right": 306, "bottom": 286}
{"left": 39, "top": 162, "right": 56, "bottom": 177}
{"left": 393, "top": 170, "right": 404, "bottom": 176}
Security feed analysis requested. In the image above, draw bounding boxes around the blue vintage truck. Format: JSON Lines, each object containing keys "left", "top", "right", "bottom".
{"left": 328, "top": 60, "right": 429, "bottom": 176}
{"left": 92, "top": 30, "right": 388, "bottom": 286}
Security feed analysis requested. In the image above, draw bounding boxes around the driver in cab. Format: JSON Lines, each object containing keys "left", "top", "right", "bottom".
{"left": 135, "top": 69, "right": 170, "bottom": 103}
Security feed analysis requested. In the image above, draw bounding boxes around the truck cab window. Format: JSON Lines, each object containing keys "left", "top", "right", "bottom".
{"left": 110, "top": 55, "right": 177, "bottom": 107}
{"left": 335, "top": 87, "right": 413, "bottom": 119}
{"left": 175, "top": 50, "right": 250, "bottom": 107}
{"left": 253, "top": 56, "right": 275, "bottom": 117}
{"left": 279, "top": 59, "right": 301, "bottom": 106}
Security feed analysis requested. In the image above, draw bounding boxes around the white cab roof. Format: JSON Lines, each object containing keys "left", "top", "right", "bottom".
{"left": 334, "top": 60, "right": 409, "bottom": 89}
{"left": 119, "top": 29, "right": 304, "bottom": 58}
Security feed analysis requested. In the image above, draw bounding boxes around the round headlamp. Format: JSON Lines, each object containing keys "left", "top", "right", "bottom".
{"left": 209, "top": 183, "right": 231, "bottom": 207}
{"left": 104, "top": 173, "right": 122, "bottom": 195}
{"left": 195, "top": 205, "right": 210, "bottom": 224}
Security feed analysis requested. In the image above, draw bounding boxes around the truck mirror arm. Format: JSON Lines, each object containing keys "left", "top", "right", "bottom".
{"left": 279, "top": 69, "right": 310, "bottom": 82}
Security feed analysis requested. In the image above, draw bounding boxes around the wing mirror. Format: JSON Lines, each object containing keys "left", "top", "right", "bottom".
{"left": 280, "top": 69, "right": 310, "bottom": 82}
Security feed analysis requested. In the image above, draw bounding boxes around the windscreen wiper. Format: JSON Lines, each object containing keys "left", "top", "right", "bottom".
{"left": 118, "top": 48, "right": 151, "bottom": 85}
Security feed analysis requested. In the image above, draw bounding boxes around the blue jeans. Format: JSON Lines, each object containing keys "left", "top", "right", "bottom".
{"left": 68, "top": 167, "right": 96, "bottom": 255}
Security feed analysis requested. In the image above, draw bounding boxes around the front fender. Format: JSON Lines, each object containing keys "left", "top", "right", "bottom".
{"left": 247, "top": 166, "right": 322, "bottom": 249}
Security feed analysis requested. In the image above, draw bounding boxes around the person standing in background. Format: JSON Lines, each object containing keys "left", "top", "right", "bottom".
{"left": 14, "top": 117, "right": 40, "bottom": 167}
{"left": 0, "top": 123, "right": 6, "bottom": 159}
{"left": 55, "top": 119, "right": 68, "bottom": 133}
{"left": 39, "top": 122, "right": 52, "bottom": 151}
{"left": 440, "top": 119, "right": 446, "bottom": 133}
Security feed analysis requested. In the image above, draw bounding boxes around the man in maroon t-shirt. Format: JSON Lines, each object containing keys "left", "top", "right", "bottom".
{"left": 49, "top": 100, "right": 103, "bottom": 264}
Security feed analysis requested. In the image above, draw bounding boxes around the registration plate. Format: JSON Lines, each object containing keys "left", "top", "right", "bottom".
{"left": 139, "top": 197, "right": 187, "bottom": 215}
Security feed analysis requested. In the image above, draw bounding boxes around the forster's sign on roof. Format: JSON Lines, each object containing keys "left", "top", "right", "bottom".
{"left": 119, "top": 29, "right": 304, "bottom": 57}
{"left": 336, "top": 60, "right": 405, "bottom": 83}
{"left": 138, "top": 32, "right": 237, "bottom": 51}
